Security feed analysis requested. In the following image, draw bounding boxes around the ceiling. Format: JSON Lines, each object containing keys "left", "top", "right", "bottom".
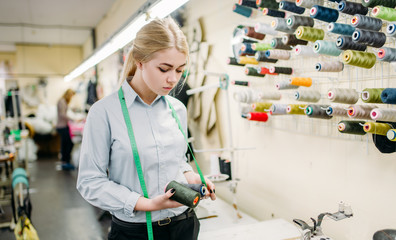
{"left": 0, "top": 0, "right": 117, "bottom": 50}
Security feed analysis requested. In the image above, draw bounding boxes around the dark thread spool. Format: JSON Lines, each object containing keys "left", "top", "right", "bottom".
{"left": 287, "top": 15, "right": 315, "bottom": 29}
{"left": 361, "top": 0, "right": 396, "bottom": 8}
{"left": 263, "top": 8, "right": 286, "bottom": 18}
{"left": 238, "top": 0, "right": 258, "bottom": 8}
{"left": 227, "top": 57, "right": 244, "bottom": 66}
{"left": 271, "top": 38, "right": 292, "bottom": 50}
{"left": 305, "top": 104, "right": 333, "bottom": 119}
{"left": 182, "top": 183, "right": 207, "bottom": 198}
{"left": 381, "top": 88, "right": 396, "bottom": 104}
{"left": 310, "top": 5, "right": 339, "bottom": 23}
{"left": 352, "top": 29, "right": 386, "bottom": 48}
{"left": 233, "top": 4, "right": 255, "bottom": 18}
{"left": 279, "top": 1, "right": 305, "bottom": 14}
{"left": 338, "top": 120, "right": 366, "bottom": 135}
{"left": 255, "top": 51, "right": 278, "bottom": 63}
{"left": 336, "top": 36, "right": 367, "bottom": 51}
{"left": 338, "top": 1, "right": 368, "bottom": 15}
{"left": 240, "top": 43, "right": 257, "bottom": 56}
{"left": 256, "top": 0, "right": 279, "bottom": 9}
{"left": 270, "top": 66, "right": 293, "bottom": 74}
{"left": 165, "top": 181, "right": 201, "bottom": 208}
{"left": 377, "top": 47, "right": 396, "bottom": 62}
{"left": 244, "top": 26, "right": 266, "bottom": 40}
{"left": 245, "top": 67, "right": 265, "bottom": 77}
{"left": 232, "top": 80, "right": 250, "bottom": 86}
{"left": 282, "top": 34, "right": 308, "bottom": 46}
{"left": 351, "top": 14, "right": 382, "bottom": 31}
{"left": 241, "top": 38, "right": 258, "bottom": 44}
{"left": 328, "top": 22, "right": 355, "bottom": 36}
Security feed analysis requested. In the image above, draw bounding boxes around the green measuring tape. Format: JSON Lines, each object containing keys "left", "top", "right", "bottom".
{"left": 118, "top": 87, "right": 206, "bottom": 240}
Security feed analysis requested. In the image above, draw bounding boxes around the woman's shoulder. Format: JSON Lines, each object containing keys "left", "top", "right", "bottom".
{"left": 87, "top": 91, "right": 119, "bottom": 115}
{"left": 165, "top": 95, "right": 187, "bottom": 113}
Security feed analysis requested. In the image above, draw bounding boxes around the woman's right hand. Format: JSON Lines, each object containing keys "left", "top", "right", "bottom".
{"left": 139, "top": 189, "right": 183, "bottom": 211}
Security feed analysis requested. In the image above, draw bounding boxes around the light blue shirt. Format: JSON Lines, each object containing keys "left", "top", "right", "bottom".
{"left": 77, "top": 79, "right": 193, "bottom": 222}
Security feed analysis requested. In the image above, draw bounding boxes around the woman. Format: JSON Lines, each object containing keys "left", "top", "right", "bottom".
{"left": 77, "top": 17, "right": 216, "bottom": 240}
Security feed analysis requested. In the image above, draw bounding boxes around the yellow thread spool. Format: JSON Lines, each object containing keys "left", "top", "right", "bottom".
{"left": 238, "top": 56, "right": 259, "bottom": 65}
{"left": 289, "top": 77, "right": 312, "bottom": 87}
{"left": 295, "top": 26, "right": 324, "bottom": 42}
{"left": 286, "top": 104, "right": 307, "bottom": 115}
{"left": 252, "top": 102, "right": 273, "bottom": 112}
{"left": 342, "top": 50, "right": 376, "bottom": 69}
{"left": 363, "top": 122, "right": 391, "bottom": 136}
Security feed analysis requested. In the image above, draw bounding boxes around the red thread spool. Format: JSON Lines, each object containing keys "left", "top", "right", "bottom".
{"left": 246, "top": 112, "right": 269, "bottom": 122}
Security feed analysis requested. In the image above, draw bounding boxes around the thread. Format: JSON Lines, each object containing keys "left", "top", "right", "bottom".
{"left": 255, "top": 23, "right": 279, "bottom": 36}
{"left": 265, "top": 49, "right": 291, "bottom": 60}
{"left": 276, "top": 80, "right": 300, "bottom": 90}
{"left": 363, "top": 122, "right": 392, "bottom": 135}
{"left": 165, "top": 181, "right": 200, "bottom": 208}
{"left": 238, "top": 0, "right": 258, "bottom": 8}
{"left": 244, "top": 26, "right": 266, "bottom": 40}
{"left": 240, "top": 43, "right": 256, "bottom": 56}
{"left": 245, "top": 66, "right": 266, "bottom": 77}
{"left": 296, "top": 0, "right": 324, "bottom": 9}
{"left": 328, "top": 88, "right": 359, "bottom": 104}
{"left": 336, "top": 36, "right": 367, "bottom": 51}
{"left": 238, "top": 56, "right": 259, "bottom": 65}
{"left": 262, "top": 8, "right": 286, "bottom": 18}
{"left": 310, "top": 5, "right": 339, "bottom": 23}
{"left": 327, "top": 22, "right": 356, "bottom": 36}
{"left": 386, "top": 22, "right": 396, "bottom": 37}
{"left": 289, "top": 77, "right": 312, "bottom": 87}
{"left": 315, "top": 61, "right": 344, "bottom": 72}
{"left": 327, "top": 105, "right": 347, "bottom": 116}
{"left": 286, "top": 15, "right": 315, "bottom": 30}
{"left": 182, "top": 183, "right": 207, "bottom": 197}
{"left": 279, "top": 1, "right": 306, "bottom": 14}
{"left": 305, "top": 104, "right": 333, "bottom": 119}
{"left": 270, "top": 103, "right": 288, "bottom": 115}
{"left": 371, "top": 108, "right": 396, "bottom": 121}
{"left": 294, "top": 90, "right": 321, "bottom": 102}
{"left": 351, "top": 14, "right": 383, "bottom": 32}
{"left": 282, "top": 34, "right": 308, "bottom": 46}
{"left": 227, "top": 57, "right": 244, "bottom": 66}
{"left": 269, "top": 66, "right": 293, "bottom": 74}
{"left": 361, "top": 88, "right": 384, "bottom": 103}
{"left": 294, "top": 45, "right": 319, "bottom": 57}
{"left": 387, "top": 129, "right": 396, "bottom": 141}
{"left": 313, "top": 40, "right": 342, "bottom": 56}
{"left": 259, "top": 91, "right": 282, "bottom": 100}
{"left": 362, "top": 0, "right": 396, "bottom": 8}
{"left": 348, "top": 105, "right": 377, "bottom": 119}
{"left": 271, "top": 18, "right": 295, "bottom": 34}
{"left": 233, "top": 4, "right": 260, "bottom": 18}
{"left": 243, "top": 112, "right": 269, "bottom": 122}
{"left": 342, "top": 50, "right": 377, "bottom": 69}
{"left": 295, "top": 26, "right": 325, "bottom": 42}
{"left": 338, "top": 120, "right": 366, "bottom": 135}
{"left": 286, "top": 104, "right": 307, "bottom": 114}
{"left": 377, "top": 47, "right": 396, "bottom": 62}
{"left": 232, "top": 80, "right": 250, "bottom": 86}
{"left": 372, "top": 6, "right": 396, "bottom": 21}
{"left": 255, "top": 51, "right": 279, "bottom": 63}
{"left": 256, "top": 0, "right": 279, "bottom": 9}
{"left": 252, "top": 43, "right": 272, "bottom": 51}
{"left": 381, "top": 88, "right": 396, "bottom": 104}
{"left": 234, "top": 89, "right": 261, "bottom": 103}
{"left": 252, "top": 102, "right": 273, "bottom": 112}
{"left": 271, "top": 38, "right": 292, "bottom": 50}
{"left": 257, "top": 66, "right": 279, "bottom": 75}
{"left": 338, "top": 1, "right": 368, "bottom": 15}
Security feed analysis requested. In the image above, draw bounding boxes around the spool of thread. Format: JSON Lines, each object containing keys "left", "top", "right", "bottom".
{"left": 310, "top": 5, "right": 339, "bottom": 23}
{"left": 276, "top": 80, "right": 300, "bottom": 90}
{"left": 244, "top": 26, "right": 266, "bottom": 40}
{"left": 289, "top": 77, "right": 312, "bottom": 87}
{"left": 294, "top": 45, "right": 319, "bottom": 57}
{"left": 239, "top": 56, "right": 259, "bottom": 65}
{"left": 240, "top": 43, "right": 257, "bottom": 56}
{"left": 381, "top": 88, "right": 396, "bottom": 104}
{"left": 255, "top": 23, "right": 279, "bottom": 35}
{"left": 338, "top": 1, "right": 368, "bottom": 15}
{"left": 233, "top": 4, "right": 260, "bottom": 18}
{"left": 257, "top": 66, "right": 279, "bottom": 75}
{"left": 327, "top": 22, "right": 356, "bottom": 36}
{"left": 295, "top": 26, "right": 325, "bottom": 42}
{"left": 252, "top": 43, "right": 272, "bottom": 51}
{"left": 245, "top": 66, "right": 266, "bottom": 77}
{"left": 342, "top": 50, "right": 377, "bottom": 69}
{"left": 313, "top": 40, "right": 342, "bottom": 56}
{"left": 362, "top": 0, "right": 396, "bottom": 8}
{"left": 279, "top": 1, "right": 305, "bottom": 14}
{"left": 271, "top": 38, "right": 292, "bottom": 50}
{"left": 294, "top": 90, "right": 321, "bottom": 102}
{"left": 238, "top": 0, "right": 258, "bottom": 8}
{"left": 227, "top": 57, "right": 245, "bottom": 66}
{"left": 348, "top": 105, "right": 377, "bottom": 119}
{"left": 165, "top": 181, "right": 201, "bottom": 208}
{"left": 271, "top": 18, "right": 295, "bottom": 34}
{"left": 265, "top": 49, "right": 291, "bottom": 60}
{"left": 328, "top": 88, "right": 359, "bottom": 104}
{"left": 259, "top": 91, "right": 282, "bottom": 100}
{"left": 269, "top": 66, "right": 293, "bottom": 74}
{"left": 286, "top": 15, "right": 315, "bottom": 30}
{"left": 305, "top": 104, "right": 333, "bottom": 119}
{"left": 371, "top": 108, "right": 396, "bottom": 121}
{"left": 372, "top": 6, "right": 396, "bottom": 21}
{"left": 256, "top": 0, "right": 279, "bottom": 9}
{"left": 282, "top": 34, "right": 308, "bottom": 46}
{"left": 232, "top": 80, "right": 250, "bottom": 86}
{"left": 242, "top": 112, "right": 269, "bottom": 122}
{"left": 336, "top": 36, "right": 367, "bottom": 51}
{"left": 386, "top": 129, "right": 396, "bottom": 141}
{"left": 263, "top": 8, "right": 286, "bottom": 18}
{"left": 255, "top": 51, "right": 279, "bottom": 63}
{"left": 234, "top": 89, "right": 261, "bottom": 103}
{"left": 361, "top": 88, "right": 384, "bottom": 103}
{"left": 270, "top": 103, "right": 288, "bottom": 115}
{"left": 327, "top": 105, "right": 347, "bottom": 117}
{"left": 351, "top": 14, "right": 383, "bottom": 32}
{"left": 182, "top": 183, "right": 207, "bottom": 198}
{"left": 377, "top": 47, "right": 396, "bottom": 62}
{"left": 338, "top": 120, "right": 366, "bottom": 135}
{"left": 315, "top": 61, "right": 344, "bottom": 72}
{"left": 296, "top": 0, "right": 324, "bottom": 9}
{"left": 252, "top": 102, "right": 273, "bottom": 112}
{"left": 363, "top": 121, "right": 392, "bottom": 136}
{"left": 286, "top": 104, "right": 307, "bottom": 114}
{"left": 386, "top": 22, "right": 396, "bottom": 37}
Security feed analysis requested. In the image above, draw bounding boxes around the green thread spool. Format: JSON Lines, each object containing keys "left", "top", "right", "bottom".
{"left": 245, "top": 67, "right": 265, "bottom": 77}
{"left": 361, "top": 88, "right": 384, "bottom": 103}
{"left": 295, "top": 26, "right": 324, "bottom": 42}
{"left": 362, "top": 0, "right": 396, "bottom": 8}
{"left": 286, "top": 104, "right": 307, "bottom": 115}
{"left": 165, "top": 181, "right": 201, "bottom": 208}
{"left": 252, "top": 102, "right": 273, "bottom": 112}
{"left": 342, "top": 50, "right": 376, "bottom": 69}
{"left": 386, "top": 129, "right": 396, "bottom": 141}
{"left": 363, "top": 122, "right": 392, "bottom": 136}
{"left": 338, "top": 120, "right": 366, "bottom": 135}
{"left": 252, "top": 43, "right": 272, "bottom": 51}
{"left": 372, "top": 6, "right": 396, "bottom": 21}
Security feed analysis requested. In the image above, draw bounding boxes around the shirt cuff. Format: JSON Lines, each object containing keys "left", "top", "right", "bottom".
{"left": 123, "top": 191, "right": 141, "bottom": 217}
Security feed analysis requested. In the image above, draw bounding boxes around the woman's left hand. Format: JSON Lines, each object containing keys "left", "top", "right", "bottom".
{"left": 204, "top": 177, "right": 216, "bottom": 201}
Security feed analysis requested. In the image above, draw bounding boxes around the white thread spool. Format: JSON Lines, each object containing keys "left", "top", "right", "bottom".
{"left": 348, "top": 105, "right": 377, "bottom": 119}
{"left": 259, "top": 91, "right": 282, "bottom": 100}
{"left": 270, "top": 103, "right": 288, "bottom": 115}
{"left": 266, "top": 49, "right": 291, "bottom": 60}
{"left": 294, "top": 90, "right": 321, "bottom": 102}
{"left": 254, "top": 22, "right": 279, "bottom": 36}
{"left": 294, "top": 45, "right": 319, "bottom": 57}
{"left": 326, "top": 105, "right": 347, "bottom": 117}
{"left": 328, "top": 88, "right": 359, "bottom": 104}
{"left": 338, "top": 201, "right": 345, "bottom": 213}
{"left": 344, "top": 203, "right": 353, "bottom": 216}
{"left": 370, "top": 108, "right": 396, "bottom": 121}
{"left": 233, "top": 89, "right": 261, "bottom": 103}
{"left": 276, "top": 80, "right": 300, "bottom": 90}
{"left": 316, "top": 61, "right": 344, "bottom": 72}
{"left": 239, "top": 103, "right": 253, "bottom": 115}
{"left": 296, "top": 0, "right": 324, "bottom": 8}
{"left": 271, "top": 18, "right": 295, "bottom": 34}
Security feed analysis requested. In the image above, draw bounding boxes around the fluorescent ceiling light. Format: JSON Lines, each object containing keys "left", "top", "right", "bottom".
{"left": 64, "top": 0, "right": 190, "bottom": 82}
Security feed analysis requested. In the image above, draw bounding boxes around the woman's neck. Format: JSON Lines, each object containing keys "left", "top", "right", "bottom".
{"left": 129, "top": 74, "right": 157, "bottom": 105}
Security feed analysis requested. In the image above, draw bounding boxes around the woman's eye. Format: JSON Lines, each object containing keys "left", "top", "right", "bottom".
{"left": 159, "top": 68, "right": 168, "bottom": 72}
{"left": 176, "top": 69, "right": 183, "bottom": 73}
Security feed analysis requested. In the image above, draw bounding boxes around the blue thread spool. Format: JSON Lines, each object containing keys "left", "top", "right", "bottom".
{"left": 240, "top": 43, "right": 256, "bottom": 56}
{"left": 387, "top": 23, "right": 396, "bottom": 37}
{"left": 310, "top": 5, "right": 339, "bottom": 23}
{"left": 233, "top": 4, "right": 254, "bottom": 18}
{"left": 279, "top": 1, "right": 305, "bottom": 14}
{"left": 381, "top": 88, "right": 396, "bottom": 104}
{"left": 327, "top": 22, "right": 355, "bottom": 36}
{"left": 313, "top": 40, "right": 342, "bottom": 56}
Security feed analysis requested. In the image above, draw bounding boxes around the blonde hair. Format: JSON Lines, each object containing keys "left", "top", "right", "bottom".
{"left": 119, "top": 17, "right": 189, "bottom": 83}
{"left": 62, "top": 89, "right": 75, "bottom": 104}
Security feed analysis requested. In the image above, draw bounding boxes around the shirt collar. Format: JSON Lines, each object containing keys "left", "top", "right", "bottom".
{"left": 121, "top": 78, "right": 163, "bottom": 108}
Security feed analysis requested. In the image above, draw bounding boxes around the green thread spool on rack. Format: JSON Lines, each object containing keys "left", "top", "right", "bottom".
{"left": 295, "top": 26, "right": 324, "bottom": 42}
{"left": 252, "top": 102, "right": 273, "bottom": 112}
{"left": 372, "top": 6, "right": 396, "bottom": 21}
{"left": 361, "top": 88, "right": 384, "bottom": 103}
{"left": 165, "top": 181, "right": 201, "bottom": 208}
{"left": 286, "top": 104, "right": 307, "bottom": 115}
{"left": 342, "top": 50, "right": 376, "bottom": 69}
{"left": 363, "top": 122, "right": 392, "bottom": 136}
{"left": 252, "top": 43, "right": 272, "bottom": 51}
{"left": 338, "top": 120, "right": 366, "bottom": 135}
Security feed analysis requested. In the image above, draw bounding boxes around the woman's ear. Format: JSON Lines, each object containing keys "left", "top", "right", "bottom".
{"left": 136, "top": 61, "right": 143, "bottom": 70}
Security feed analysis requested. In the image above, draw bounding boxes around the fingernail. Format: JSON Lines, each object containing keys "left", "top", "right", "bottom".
{"left": 171, "top": 189, "right": 175, "bottom": 193}
{"left": 209, "top": 189, "right": 213, "bottom": 193}
{"left": 213, "top": 189, "right": 216, "bottom": 193}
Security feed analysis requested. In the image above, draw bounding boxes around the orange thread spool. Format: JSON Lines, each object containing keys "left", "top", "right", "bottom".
{"left": 289, "top": 77, "right": 313, "bottom": 87}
